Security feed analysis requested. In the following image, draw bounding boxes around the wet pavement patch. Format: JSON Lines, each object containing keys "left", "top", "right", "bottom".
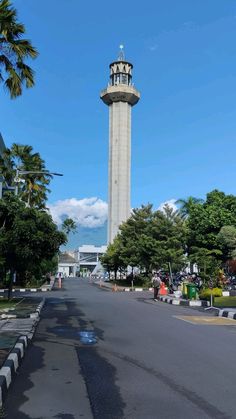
{"left": 78, "top": 331, "right": 97, "bottom": 345}
{"left": 76, "top": 347, "right": 125, "bottom": 419}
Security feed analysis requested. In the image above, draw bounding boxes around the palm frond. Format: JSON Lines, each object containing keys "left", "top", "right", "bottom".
{"left": 0, "top": 0, "right": 38, "bottom": 98}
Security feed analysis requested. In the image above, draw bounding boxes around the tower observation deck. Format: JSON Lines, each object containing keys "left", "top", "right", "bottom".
{"left": 100, "top": 47, "right": 140, "bottom": 243}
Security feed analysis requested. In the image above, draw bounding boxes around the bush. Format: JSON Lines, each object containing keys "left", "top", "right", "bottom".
{"left": 199, "top": 287, "right": 222, "bottom": 301}
{"left": 116, "top": 275, "right": 151, "bottom": 287}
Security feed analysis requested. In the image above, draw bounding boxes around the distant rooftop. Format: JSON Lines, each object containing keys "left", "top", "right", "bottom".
{"left": 78, "top": 244, "right": 107, "bottom": 253}
{"left": 59, "top": 253, "right": 77, "bottom": 263}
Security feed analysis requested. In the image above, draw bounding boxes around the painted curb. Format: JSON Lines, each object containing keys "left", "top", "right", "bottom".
{"left": 157, "top": 295, "right": 209, "bottom": 307}
{"left": 0, "top": 336, "right": 28, "bottom": 407}
{"left": 96, "top": 282, "right": 209, "bottom": 307}
{"left": 0, "top": 278, "right": 56, "bottom": 294}
{"left": 94, "top": 282, "right": 151, "bottom": 292}
{"left": 0, "top": 287, "right": 52, "bottom": 293}
{"left": 218, "top": 309, "right": 236, "bottom": 320}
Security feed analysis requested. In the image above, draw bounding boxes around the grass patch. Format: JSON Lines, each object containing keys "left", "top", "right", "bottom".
{"left": 215, "top": 296, "right": 236, "bottom": 308}
{"left": 0, "top": 298, "right": 23, "bottom": 310}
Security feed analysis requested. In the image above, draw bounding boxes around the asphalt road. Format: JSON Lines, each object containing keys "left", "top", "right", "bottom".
{"left": 3, "top": 278, "right": 236, "bottom": 419}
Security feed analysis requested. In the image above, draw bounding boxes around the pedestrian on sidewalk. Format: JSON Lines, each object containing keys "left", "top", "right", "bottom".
{"left": 152, "top": 273, "right": 161, "bottom": 301}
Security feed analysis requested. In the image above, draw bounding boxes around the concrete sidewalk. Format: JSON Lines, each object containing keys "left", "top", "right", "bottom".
{"left": 3, "top": 296, "right": 93, "bottom": 418}
{"left": 0, "top": 297, "right": 45, "bottom": 407}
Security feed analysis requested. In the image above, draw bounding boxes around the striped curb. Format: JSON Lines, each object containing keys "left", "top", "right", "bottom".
{"left": 158, "top": 295, "right": 209, "bottom": 307}
{"left": 218, "top": 309, "right": 236, "bottom": 320}
{"left": 95, "top": 282, "right": 209, "bottom": 307}
{"left": 95, "top": 282, "right": 152, "bottom": 292}
{"left": 0, "top": 336, "right": 28, "bottom": 407}
{"left": 0, "top": 278, "right": 56, "bottom": 294}
{"left": 0, "top": 287, "right": 52, "bottom": 293}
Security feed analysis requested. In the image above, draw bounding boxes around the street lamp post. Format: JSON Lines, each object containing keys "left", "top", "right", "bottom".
{"left": 14, "top": 169, "right": 63, "bottom": 197}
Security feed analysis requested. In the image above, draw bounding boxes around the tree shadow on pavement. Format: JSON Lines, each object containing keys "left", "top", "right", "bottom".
{"left": 2, "top": 344, "right": 45, "bottom": 419}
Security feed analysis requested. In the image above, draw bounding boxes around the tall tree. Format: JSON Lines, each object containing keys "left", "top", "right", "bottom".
{"left": 100, "top": 237, "right": 124, "bottom": 280}
{"left": 118, "top": 204, "right": 154, "bottom": 273}
{"left": 0, "top": 194, "right": 66, "bottom": 296}
{"left": 0, "top": 0, "right": 38, "bottom": 98}
{"left": 102, "top": 204, "right": 186, "bottom": 277}
{"left": 187, "top": 190, "right": 236, "bottom": 254}
{"left": 176, "top": 196, "right": 204, "bottom": 219}
{"left": 150, "top": 205, "right": 186, "bottom": 272}
{"left": 217, "top": 225, "right": 236, "bottom": 259}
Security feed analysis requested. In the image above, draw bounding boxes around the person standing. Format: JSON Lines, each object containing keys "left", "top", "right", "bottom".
{"left": 152, "top": 273, "right": 161, "bottom": 301}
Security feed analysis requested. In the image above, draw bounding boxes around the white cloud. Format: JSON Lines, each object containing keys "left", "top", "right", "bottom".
{"left": 48, "top": 197, "right": 108, "bottom": 228}
{"left": 158, "top": 199, "right": 178, "bottom": 212}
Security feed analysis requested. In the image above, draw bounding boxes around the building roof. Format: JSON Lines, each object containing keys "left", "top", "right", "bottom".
{"left": 59, "top": 253, "right": 77, "bottom": 264}
{"left": 78, "top": 244, "right": 107, "bottom": 253}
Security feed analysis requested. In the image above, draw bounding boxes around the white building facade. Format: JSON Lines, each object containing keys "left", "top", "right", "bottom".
{"left": 58, "top": 245, "right": 107, "bottom": 277}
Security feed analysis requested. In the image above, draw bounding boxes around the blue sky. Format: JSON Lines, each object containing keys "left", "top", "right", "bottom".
{"left": 1, "top": 0, "right": 236, "bottom": 246}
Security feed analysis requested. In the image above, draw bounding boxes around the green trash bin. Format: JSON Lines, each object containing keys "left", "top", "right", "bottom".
{"left": 186, "top": 283, "right": 197, "bottom": 300}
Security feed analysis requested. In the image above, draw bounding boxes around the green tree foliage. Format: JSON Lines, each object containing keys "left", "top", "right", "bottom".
{"left": 150, "top": 205, "right": 186, "bottom": 272}
{"left": 101, "top": 190, "right": 236, "bottom": 282}
{"left": 0, "top": 0, "right": 38, "bottom": 98}
{"left": 176, "top": 196, "right": 204, "bottom": 219}
{"left": 101, "top": 204, "right": 186, "bottom": 277}
{"left": 100, "top": 237, "right": 124, "bottom": 280}
{"left": 0, "top": 195, "right": 66, "bottom": 291}
{"left": 62, "top": 218, "right": 77, "bottom": 235}
{"left": 217, "top": 225, "right": 236, "bottom": 259}
{"left": 119, "top": 204, "right": 153, "bottom": 272}
{"left": 188, "top": 247, "right": 222, "bottom": 282}
{"left": 187, "top": 190, "right": 236, "bottom": 256}
{"left": 0, "top": 143, "right": 51, "bottom": 208}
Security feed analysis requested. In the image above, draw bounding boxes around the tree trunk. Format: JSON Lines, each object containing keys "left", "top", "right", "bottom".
{"left": 7, "top": 268, "right": 14, "bottom": 300}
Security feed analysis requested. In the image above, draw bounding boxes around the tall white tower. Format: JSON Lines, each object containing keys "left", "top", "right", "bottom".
{"left": 101, "top": 47, "right": 140, "bottom": 243}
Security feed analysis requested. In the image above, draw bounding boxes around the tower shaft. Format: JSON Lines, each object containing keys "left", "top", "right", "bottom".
{"left": 108, "top": 101, "right": 131, "bottom": 242}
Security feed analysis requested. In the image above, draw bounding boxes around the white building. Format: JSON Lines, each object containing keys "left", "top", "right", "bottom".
{"left": 58, "top": 245, "right": 107, "bottom": 277}
{"left": 78, "top": 245, "right": 107, "bottom": 276}
{"left": 58, "top": 251, "right": 78, "bottom": 277}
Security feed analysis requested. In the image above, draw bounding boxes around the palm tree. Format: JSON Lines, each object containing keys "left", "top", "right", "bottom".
{"left": 0, "top": 143, "right": 51, "bottom": 208}
{"left": 0, "top": 0, "right": 38, "bottom": 98}
{"left": 175, "top": 196, "right": 204, "bottom": 219}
